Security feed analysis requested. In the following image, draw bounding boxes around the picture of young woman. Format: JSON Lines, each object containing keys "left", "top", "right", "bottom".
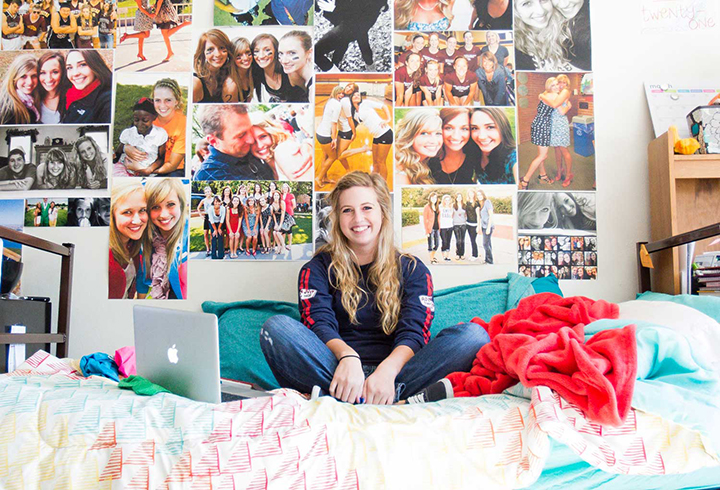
{"left": 252, "top": 113, "right": 313, "bottom": 181}
{"left": 279, "top": 30, "right": 313, "bottom": 101}
{"left": 419, "top": 60, "right": 444, "bottom": 106}
{"left": 438, "top": 193, "right": 454, "bottom": 261}
{"left": 197, "top": 186, "right": 214, "bottom": 256}
{"left": 543, "top": 74, "right": 573, "bottom": 186}
{"left": 134, "top": 179, "right": 188, "bottom": 299}
{"left": 270, "top": 188, "right": 294, "bottom": 254}
{"left": 428, "top": 108, "right": 477, "bottom": 184}
{"left": 519, "top": 77, "right": 557, "bottom": 189}
{"left": 477, "top": 189, "right": 494, "bottom": 264}
{"left": 48, "top": 201, "right": 58, "bottom": 226}
{"left": 422, "top": 192, "right": 440, "bottom": 264}
{"left": 475, "top": 51, "right": 508, "bottom": 106}
{"left": 315, "top": 86, "right": 345, "bottom": 188}
{"left": 442, "top": 57, "right": 477, "bottom": 107}
{"left": 395, "top": 52, "right": 423, "bottom": 107}
{"left": 553, "top": 0, "right": 591, "bottom": 71}
{"left": 517, "top": 191, "right": 556, "bottom": 230}
{"left": 97, "top": 0, "right": 117, "bottom": 49}
{"left": 75, "top": 4, "right": 97, "bottom": 49}
{"left": 471, "top": 0, "right": 511, "bottom": 29}
{"left": 225, "top": 195, "right": 243, "bottom": 258}
{"left": 251, "top": 33, "right": 303, "bottom": 103}
{"left": 207, "top": 195, "right": 226, "bottom": 259}
{"left": 37, "top": 52, "right": 71, "bottom": 125}
{"left": 452, "top": 192, "right": 467, "bottom": 260}
{"left": 514, "top": 0, "right": 577, "bottom": 71}
{"left": 109, "top": 181, "right": 147, "bottom": 299}
{"left": 33, "top": 202, "right": 42, "bottom": 227}
{"left": 258, "top": 195, "right": 272, "bottom": 254}
{"left": 35, "top": 148, "right": 77, "bottom": 190}
{"left": 74, "top": 136, "right": 108, "bottom": 190}
{"left": 421, "top": 33, "right": 445, "bottom": 66}
{"left": 464, "top": 189, "right": 480, "bottom": 261}
{"left": 281, "top": 182, "right": 296, "bottom": 251}
{"left": 394, "top": 108, "right": 442, "bottom": 185}
{"left": 231, "top": 36, "right": 254, "bottom": 102}
{"left": 0, "top": 55, "right": 39, "bottom": 125}
{"left": 260, "top": 171, "right": 489, "bottom": 404}
{"left": 242, "top": 196, "right": 259, "bottom": 255}
{"left": 350, "top": 91, "right": 393, "bottom": 181}
{"left": 118, "top": 0, "right": 190, "bottom": 63}
{"left": 194, "top": 29, "right": 240, "bottom": 103}
{"left": 553, "top": 191, "right": 596, "bottom": 231}
{"left": 63, "top": 50, "right": 112, "bottom": 124}
{"left": 395, "top": 0, "right": 454, "bottom": 30}
{"left": 470, "top": 107, "right": 516, "bottom": 185}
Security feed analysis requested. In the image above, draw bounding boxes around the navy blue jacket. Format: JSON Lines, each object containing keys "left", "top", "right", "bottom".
{"left": 298, "top": 252, "right": 434, "bottom": 365}
{"left": 193, "top": 146, "right": 274, "bottom": 181}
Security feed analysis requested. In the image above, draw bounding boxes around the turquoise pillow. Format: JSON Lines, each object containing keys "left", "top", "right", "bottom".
{"left": 636, "top": 292, "right": 720, "bottom": 323}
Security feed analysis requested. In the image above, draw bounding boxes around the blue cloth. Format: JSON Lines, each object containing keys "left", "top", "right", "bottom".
{"left": 298, "top": 252, "right": 433, "bottom": 364}
{"left": 79, "top": 352, "right": 119, "bottom": 382}
{"left": 271, "top": 0, "right": 312, "bottom": 24}
{"left": 260, "top": 314, "right": 489, "bottom": 401}
{"left": 193, "top": 147, "right": 274, "bottom": 181}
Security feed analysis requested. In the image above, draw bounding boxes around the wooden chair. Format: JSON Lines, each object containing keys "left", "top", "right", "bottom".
{"left": 0, "top": 226, "right": 74, "bottom": 371}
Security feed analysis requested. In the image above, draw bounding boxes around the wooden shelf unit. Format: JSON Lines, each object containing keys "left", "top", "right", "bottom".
{"left": 647, "top": 131, "right": 720, "bottom": 294}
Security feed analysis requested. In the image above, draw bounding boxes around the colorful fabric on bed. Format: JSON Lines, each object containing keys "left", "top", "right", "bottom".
{"left": 447, "top": 293, "right": 636, "bottom": 427}
{"left": 1, "top": 351, "right": 717, "bottom": 489}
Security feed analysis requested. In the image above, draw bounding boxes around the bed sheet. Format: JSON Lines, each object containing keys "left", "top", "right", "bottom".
{"left": 1, "top": 351, "right": 718, "bottom": 489}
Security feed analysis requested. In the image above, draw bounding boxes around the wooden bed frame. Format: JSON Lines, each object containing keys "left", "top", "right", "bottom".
{"left": 0, "top": 225, "right": 74, "bottom": 371}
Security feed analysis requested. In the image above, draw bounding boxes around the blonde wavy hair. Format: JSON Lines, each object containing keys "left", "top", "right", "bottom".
{"left": 514, "top": 7, "right": 572, "bottom": 69}
{"left": 142, "top": 179, "right": 187, "bottom": 278}
{"left": 252, "top": 113, "right": 291, "bottom": 162}
{"left": 0, "top": 55, "right": 38, "bottom": 125}
{"left": 394, "top": 0, "right": 454, "bottom": 29}
{"left": 319, "top": 171, "right": 413, "bottom": 335}
{"left": 394, "top": 109, "right": 441, "bottom": 185}
{"left": 110, "top": 181, "right": 146, "bottom": 267}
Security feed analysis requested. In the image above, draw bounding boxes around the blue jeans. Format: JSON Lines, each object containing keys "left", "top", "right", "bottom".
{"left": 427, "top": 229, "right": 440, "bottom": 252}
{"left": 211, "top": 231, "right": 224, "bottom": 259}
{"left": 99, "top": 32, "right": 113, "bottom": 49}
{"left": 260, "top": 315, "right": 490, "bottom": 401}
{"left": 482, "top": 226, "right": 494, "bottom": 264}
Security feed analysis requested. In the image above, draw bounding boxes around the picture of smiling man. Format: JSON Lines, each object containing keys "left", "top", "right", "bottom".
{"left": 0, "top": 148, "right": 35, "bottom": 191}
{"left": 194, "top": 104, "right": 275, "bottom": 181}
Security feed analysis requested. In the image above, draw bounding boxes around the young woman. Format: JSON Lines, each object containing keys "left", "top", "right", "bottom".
{"left": 477, "top": 189, "right": 494, "bottom": 264}
{"left": 553, "top": 0, "right": 591, "bottom": 71}
{"left": 197, "top": 186, "right": 214, "bottom": 257}
{"left": 442, "top": 36, "right": 458, "bottom": 75}
{"left": 207, "top": 195, "right": 226, "bottom": 259}
{"left": 0, "top": 55, "right": 39, "bottom": 125}
{"left": 74, "top": 136, "right": 108, "bottom": 190}
{"left": 194, "top": 30, "right": 241, "bottom": 103}
{"left": 232, "top": 36, "right": 254, "bottom": 102}
{"left": 33, "top": 203, "right": 42, "bottom": 227}
{"left": 281, "top": 182, "right": 296, "bottom": 251}
{"left": 443, "top": 57, "right": 477, "bottom": 107}
{"left": 279, "top": 30, "right": 313, "bottom": 102}
{"left": 427, "top": 108, "right": 476, "bottom": 184}
{"left": 395, "top": 52, "right": 423, "bottom": 107}
{"left": 48, "top": 201, "right": 58, "bottom": 227}
{"left": 475, "top": 51, "right": 508, "bottom": 106}
{"left": 252, "top": 115, "right": 310, "bottom": 181}
{"left": 35, "top": 148, "right": 77, "bottom": 189}
{"left": 109, "top": 181, "right": 148, "bottom": 299}
{"left": 514, "top": 0, "right": 574, "bottom": 71}
{"left": 138, "top": 179, "right": 188, "bottom": 300}
{"left": 97, "top": 0, "right": 116, "bottom": 49}
{"left": 242, "top": 196, "right": 259, "bottom": 256}
{"left": 542, "top": 74, "right": 573, "bottom": 186}
{"left": 270, "top": 189, "right": 293, "bottom": 254}
{"left": 119, "top": 0, "right": 189, "bottom": 62}
{"left": 471, "top": 0, "right": 511, "bottom": 29}
{"left": 480, "top": 31, "right": 510, "bottom": 67}
{"left": 260, "top": 171, "right": 489, "bottom": 404}
{"left": 395, "top": 0, "right": 454, "bottom": 30}
{"left": 220, "top": 185, "right": 233, "bottom": 207}
{"left": 394, "top": 109, "right": 442, "bottom": 186}
{"left": 422, "top": 192, "right": 441, "bottom": 264}
{"left": 459, "top": 31, "right": 481, "bottom": 71}
{"left": 258, "top": 195, "right": 273, "bottom": 254}
{"left": 37, "top": 52, "right": 70, "bottom": 125}
{"left": 315, "top": 86, "right": 344, "bottom": 188}
{"left": 438, "top": 193, "right": 454, "bottom": 262}
{"left": 452, "top": 193, "right": 467, "bottom": 261}
{"left": 220, "top": 185, "right": 233, "bottom": 249}
{"left": 464, "top": 189, "right": 481, "bottom": 262}
{"left": 76, "top": 4, "right": 97, "bottom": 49}
{"left": 350, "top": 92, "right": 393, "bottom": 180}
{"left": 63, "top": 50, "right": 112, "bottom": 124}
{"left": 420, "top": 60, "right": 444, "bottom": 107}
{"left": 519, "top": 77, "right": 557, "bottom": 189}
{"left": 554, "top": 192, "right": 595, "bottom": 231}
{"left": 517, "top": 191, "right": 557, "bottom": 230}
{"left": 252, "top": 183, "right": 263, "bottom": 201}
{"left": 251, "top": 33, "right": 300, "bottom": 103}
{"left": 470, "top": 107, "right": 517, "bottom": 184}
{"left": 266, "top": 181, "right": 278, "bottom": 203}
{"left": 226, "top": 195, "right": 243, "bottom": 258}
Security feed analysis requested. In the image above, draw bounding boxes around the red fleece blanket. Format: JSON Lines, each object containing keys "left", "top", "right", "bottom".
{"left": 447, "top": 293, "right": 637, "bottom": 426}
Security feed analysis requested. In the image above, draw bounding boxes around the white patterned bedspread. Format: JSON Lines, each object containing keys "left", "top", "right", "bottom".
{"left": 0, "top": 351, "right": 717, "bottom": 489}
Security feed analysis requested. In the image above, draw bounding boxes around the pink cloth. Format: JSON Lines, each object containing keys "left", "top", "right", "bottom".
{"left": 447, "top": 293, "right": 637, "bottom": 427}
{"left": 114, "top": 346, "right": 136, "bottom": 377}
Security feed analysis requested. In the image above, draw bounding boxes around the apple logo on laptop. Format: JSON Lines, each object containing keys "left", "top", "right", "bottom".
{"left": 167, "top": 344, "right": 179, "bottom": 364}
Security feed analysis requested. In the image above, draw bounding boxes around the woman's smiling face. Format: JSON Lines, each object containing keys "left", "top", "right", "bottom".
{"left": 250, "top": 126, "right": 273, "bottom": 160}
{"left": 411, "top": 118, "right": 443, "bottom": 159}
{"left": 253, "top": 39, "right": 276, "bottom": 69}
{"left": 552, "top": 0, "right": 583, "bottom": 19}
{"left": 152, "top": 86, "right": 178, "bottom": 119}
{"left": 235, "top": 46, "right": 252, "bottom": 70}
{"left": 39, "top": 58, "right": 62, "bottom": 94}
{"left": 555, "top": 193, "right": 577, "bottom": 216}
{"left": 278, "top": 36, "right": 309, "bottom": 75}
{"left": 470, "top": 111, "right": 501, "bottom": 154}
{"left": 77, "top": 140, "right": 96, "bottom": 162}
{"left": 65, "top": 51, "right": 96, "bottom": 91}
{"left": 204, "top": 39, "right": 228, "bottom": 69}
{"left": 114, "top": 189, "right": 148, "bottom": 241}
{"left": 150, "top": 189, "right": 182, "bottom": 233}
{"left": 16, "top": 68, "right": 38, "bottom": 96}
{"left": 442, "top": 113, "right": 470, "bottom": 152}
{"left": 47, "top": 158, "right": 64, "bottom": 177}
{"left": 516, "top": 0, "right": 553, "bottom": 29}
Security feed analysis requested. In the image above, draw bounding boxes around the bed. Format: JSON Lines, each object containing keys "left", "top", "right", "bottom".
{"left": 1, "top": 228, "right": 720, "bottom": 489}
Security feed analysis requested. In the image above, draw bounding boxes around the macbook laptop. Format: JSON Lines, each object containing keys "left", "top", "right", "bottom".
{"left": 133, "top": 305, "right": 270, "bottom": 403}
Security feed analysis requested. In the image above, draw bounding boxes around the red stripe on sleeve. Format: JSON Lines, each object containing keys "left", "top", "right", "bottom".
{"left": 300, "top": 268, "right": 314, "bottom": 327}
{"left": 422, "top": 273, "right": 433, "bottom": 344}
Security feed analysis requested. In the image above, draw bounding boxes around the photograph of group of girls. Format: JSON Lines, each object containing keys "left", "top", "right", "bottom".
{"left": 189, "top": 180, "right": 313, "bottom": 261}
{"left": 394, "top": 31, "right": 515, "bottom": 107}
{"left": 113, "top": 73, "right": 188, "bottom": 178}
{"left": 0, "top": 125, "right": 109, "bottom": 191}
{"left": 1, "top": 0, "right": 117, "bottom": 51}
{"left": 395, "top": 106, "right": 516, "bottom": 186}
{"left": 394, "top": 0, "right": 512, "bottom": 31}
{"left": 401, "top": 185, "right": 514, "bottom": 265}
{"left": 516, "top": 71, "right": 594, "bottom": 191}
{"left": 314, "top": 75, "right": 394, "bottom": 192}
{"left": 314, "top": 0, "right": 392, "bottom": 73}
{"left": 109, "top": 178, "right": 189, "bottom": 300}
{"left": 24, "top": 196, "right": 109, "bottom": 226}
{"left": 517, "top": 190, "right": 595, "bottom": 233}
{"left": 191, "top": 103, "right": 313, "bottom": 182}
{"left": 193, "top": 27, "right": 312, "bottom": 104}
{"left": 517, "top": 234, "right": 597, "bottom": 280}
{"left": 514, "top": 0, "right": 591, "bottom": 71}
{"left": 214, "top": 0, "right": 313, "bottom": 26}
{"left": 0, "top": 49, "right": 113, "bottom": 125}
{"left": 115, "top": 0, "right": 191, "bottom": 71}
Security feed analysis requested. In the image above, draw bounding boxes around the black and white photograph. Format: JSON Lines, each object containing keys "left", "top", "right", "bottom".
{"left": 514, "top": 0, "right": 591, "bottom": 71}
{"left": 517, "top": 191, "right": 596, "bottom": 233}
{"left": 0, "top": 126, "right": 109, "bottom": 191}
{"left": 314, "top": 0, "right": 392, "bottom": 73}
{"left": 67, "top": 197, "right": 110, "bottom": 226}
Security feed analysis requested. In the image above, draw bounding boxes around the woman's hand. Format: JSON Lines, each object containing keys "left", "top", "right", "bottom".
{"left": 330, "top": 357, "right": 365, "bottom": 403}
{"left": 274, "top": 140, "right": 313, "bottom": 180}
{"left": 362, "top": 366, "right": 396, "bottom": 405}
{"left": 124, "top": 145, "right": 148, "bottom": 164}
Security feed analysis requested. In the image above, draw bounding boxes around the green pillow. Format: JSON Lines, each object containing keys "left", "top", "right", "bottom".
{"left": 636, "top": 292, "right": 720, "bottom": 323}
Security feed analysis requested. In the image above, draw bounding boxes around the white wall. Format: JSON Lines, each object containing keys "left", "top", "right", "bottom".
{"left": 7, "top": 2, "right": 720, "bottom": 358}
